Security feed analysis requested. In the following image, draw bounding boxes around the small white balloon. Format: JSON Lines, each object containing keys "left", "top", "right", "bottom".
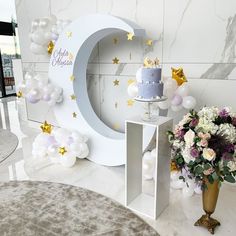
{"left": 31, "top": 30, "right": 48, "bottom": 45}
{"left": 60, "top": 154, "right": 76, "bottom": 168}
{"left": 182, "top": 96, "right": 197, "bottom": 109}
{"left": 30, "top": 42, "right": 45, "bottom": 54}
{"left": 127, "top": 82, "right": 138, "bottom": 98}
{"left": 176, "top": 82, "right": 190, "bottom": 97}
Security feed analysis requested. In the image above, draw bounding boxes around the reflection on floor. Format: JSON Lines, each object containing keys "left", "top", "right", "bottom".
{"left": 0, "top": 97, "right": 236, "bottom": 236}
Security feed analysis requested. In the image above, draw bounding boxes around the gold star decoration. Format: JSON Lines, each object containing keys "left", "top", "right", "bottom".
{"left": 70, "top": 94, "right": 76, "bottom": 100}
{"left": 113, "top": 79, "right": 120, "bottom": 86}
{"left": 127, "top": 32, "right": 134, "bottom": 41}
{"left": 66, "top": 31, "right": 72, "bottom": 38}
{"left": 47, "top": 40, "right": 54, "bottom": 55}
{"left": 127, "top": 79, "right": 135, "bottom": 85}
{"left": 127, "top": 99, "right": 135, "bottom": 107}
{"left": 143, "top": 57, "right": 159, "bottom": 68}
{"left": 145, "top": 39, "right": 153, "bottom": 46}
{"left": 58, "top": 146, "right": 67, "bottom": 155}
{"left": 171, "top": 67, "right": 187, "bottom": 86}
{"left": 113, "top": 123, "right": 120, "bottom": 130}
{"left": 68, "top": 52, "right": 73, "bottom": 60}
{"left": 40, "top": 121, "right": 53, "bottom": 134}
{"left": 16, "top": 91, "right": 23, "bottom": 98}
{"left": 72, "top": 112, "right": 77, "bottom": 118}
{"left": 113, "top": 38, "right": 118, "bottom": 44}
{"left": 112, "top": 57, "right": 119, "bottom": 64}
{"left": 70, "top": 75, "right": 75, "bottom": 81}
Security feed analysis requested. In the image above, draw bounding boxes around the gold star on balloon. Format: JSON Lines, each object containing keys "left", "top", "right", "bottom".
{"left": 58, "top": 146, "right": 67, "bottom": 155}
{"left": 47, "top": 40, "right": 54, "bottom": 55}
{"left": 72, "top": 112, "right": 77, "bottom": 118}
{"left": 40, "top": 121, "right": 52, "bottom": 134}
{"left": 112, "top": 57, "right": 119, "bottom": 64}
{"left": 66, "top": 31, "right": 72, "bottom": 38}
{"left": 127, "top": 79, "right": 135, "bottom": 85}
{"left": 70, "top": 75, "right": 75, "bottom": 81}
{"left": 68, "top": 53, "right": 73, "bottom": 60}
{"left": 127, "top": 99, "right": 135, "bottom": 107}
{"left": 145, "top": 39, "right": 153, "bottom": 46}
{"left": 70, "top": 94, "right": 76, "bottom": 100}
{"left": 113, "top": 123, "right": 120, "bottom": 130}
{"left": 171, "top": 67, "right": 187, "bottom": 86}
{"left": 113, "top": 38, "right": 118, "bottom": 44}
{"left": 127, "top": 32, "right": 134, "bottom": 40}
{"left": 16, "top": 91, "right": 23, "bottom": 98}
{"left": 113, "top": 79, "right": 120, "bottom": 86}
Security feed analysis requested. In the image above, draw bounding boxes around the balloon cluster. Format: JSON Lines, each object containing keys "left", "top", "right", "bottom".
{"left": 18, "top": 71, "right": 63, "bottom": 106}
{"left": 30, "top": 16, "right": 71, "bottom": 55}
{"left": 142, "top": 149, "right": 156, "bottom": 180}
{"left": 32, "top": 121, "right": 89, "bottom": 168}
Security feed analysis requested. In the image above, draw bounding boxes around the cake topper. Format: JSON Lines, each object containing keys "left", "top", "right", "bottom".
{"left": 143, "top": 57, "right": 160, "bottom": 68}
{"left": 171, "top": 67, "right": 187, "bottom": 86}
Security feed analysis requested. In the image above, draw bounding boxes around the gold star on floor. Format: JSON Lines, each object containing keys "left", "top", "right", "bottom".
{"left": 70, "top": 94, "right": 76, "bottom": 100}
{"left": 145, "top": 39, "right": 153, "bottom": 46}
{"left": 69, "top": 75, "right": 75, "bottom": 81}
{"left": 68, "top": 52, "right": 73, "bottom": 60}
{"left": 127, "top": 32, "right": 134, "bottom": 40}
{"left": 113, "top": 123, "right": 120, "bottom": 130}
{"left": 113, "top": 38, "right": 118, "bottom": 44}
{"left": 72, "top": 112, "right": 77, "bottom": 118}
{"left": 66, "top": 31, "right": 72, "bottom": 38}
{"left": 113, "top": 79, "right": 120, "bottom": 86}
{"left": 40, "top": 121, "right": 52, "bottom": 134}
{"left": 16, "top": 91, "right": 23, "bottom": 98}
{"left": 127, "top": 79, "right": 135, "bottom": 85}
{"left": 112, "top": 57, "right": 119, "bottom": 64}
{"left": 58, "top": 146, "right": 67, "bottom": 155}
{"left": 127, "top": 99, "right": 135, "bottom": 107}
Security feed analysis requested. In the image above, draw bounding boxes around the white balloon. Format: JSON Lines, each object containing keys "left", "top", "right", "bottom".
{"left": 163, "top": 78, "right": 178, "bottom": 97}
{"left": 182, "top": 96, "right": 196, "bottom": 109}
{"left": 44, "top": 31, "right": 52, "bottom": 41}
{"left": 77, "top": 143, "right": 89, "bottom": 159}
{"left": 47, "top": 144, "right": 58, "bottom": 156}
{"left": 182, "top": 185, "right": 194, "bottom": 197}
{"left": 31, "top": 19, "right": 40, "bottom": 31}
{"left": 127, "top": 82, "right": 138, "bottom": 98}
{"left": 171, "top": 104, "right": 183, "bottom": 112}
{"left": 158, "top": 99, "right": 171, "bottom": 110}
{"left": 49, "top": 155, "right": 60, "bottom": 164}
{"left": 54, "top": 128, "right": 71, "bottom": 145}
{"left": 60, "top": 154, "right": 76, "bottom": 168}
{"left": 30, "top": 42, "right": 45, "bottom": 54}
{"left": 43, "top": 84, "right": 54, "bottom": 94}
{"left": 31, "top": 30, "right": 48, "bottom": 45}
{"left": 54, "top": 87, "right": 63, "bottom": 95}
{"left": 176, "top": 82, "right": 190, "bottom": 97}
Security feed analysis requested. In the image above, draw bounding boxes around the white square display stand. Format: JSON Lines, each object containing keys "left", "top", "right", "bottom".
{"left": 125, "top": 116, "right": 173, "bottom": 219}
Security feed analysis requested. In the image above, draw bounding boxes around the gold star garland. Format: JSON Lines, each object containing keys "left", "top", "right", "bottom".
{"left": 113, "top": 79, "right": 120, "bottom": 86}
{"left": 58, "top": 146, "right": 67, "bottom": 155}
{"left": 145, "top": 39, "right": 153, "bottom": 46}
{"left": 70, "top": 94, "right": 76, "bottom": 100}
{"left": 127, "top": 99, "right": 135, "bottom": 107}
{"left": 127, "top": 32, "right": 134, "bottom": 40}
{"left": 112, "top": 57, "right": 119, "bottom": 64}
{"left": 72, "top": 112, "right": 77, "bottom": 118}
{"left": 66, "top": 31, "right": 72, "bottom": 38}
{"left": 127, "top": 79, "right": 135, "bottom": 85}
{"left": 40, "top": 121, "right": 52, "bottom": 134}
{"left": 70, "top": 75, "right": 75, "bottom": 81}
{"left": 17, "top": 91, "right": 23, "bottom": 98}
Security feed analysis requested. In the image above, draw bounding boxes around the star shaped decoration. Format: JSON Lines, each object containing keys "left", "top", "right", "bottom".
{"left": 47, "top": 40, "right": 54, "bottom": 54}
{"left": 72, "top": 112, "right": 77, "bottom": 118}
{"left": 58, "top": 146, "right": 67, "bottom": 155}
{"left": 113, "top": 38, "right": 118, "bottom": 44}
{"left": 70, "top": 75, "right": 75, "bottom": 81}
{"left": 127, "top": 79, "right": 135, "bottom": 85}
{"left": 66, "top": 31, "right": 72, "bottom": 38}
{"left": 112, "top": 57, "right": 119, "bottom": 64}
{"left": 143, "top": 57, "right": 153, "bottom": 68}
{"left": 127, "top": 32, "right": 134, "bottom": 41}
{"left": 40, "top": 121, "right": 52, "bottom": 134}
{"left": 70, "top": 94, "right": 76, "bottom": 100}
{"left": 145, "top": 39, "right": 153, "bottom": 46}
{"left": 68, "top": 53, "right": 73, "bottom": 60}
{"left": 16, "top": 91, "right": 23, "bottom": 98}
{"left": 113, "top": 79, "right": 120, "bottom": 86}
{"left": 171, "top": 67, "right": 187, "bottom": 86}
{"left": 113, "top": 123, "right": 120, "bottom": 130}
{"left": 127, "top": 99, "right": 135, "bottom": 107}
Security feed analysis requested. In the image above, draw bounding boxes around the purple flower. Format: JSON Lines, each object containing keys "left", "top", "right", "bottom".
{"left": 190, "top": 148, "right": 199, "bottom": 158}
{"left": 190, "top": 118, "right": 199, "bottom": 127}
{"left": 224, "top": 144, "right": 235, "bottom": 153}
{"left": 222, "top": 152, "right": 233, "bottom": 161}
{"left": 219, "top": 108, "right": 229, "bottom": 118}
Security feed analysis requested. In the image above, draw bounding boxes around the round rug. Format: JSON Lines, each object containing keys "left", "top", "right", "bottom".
{"left": 0, "top": 181, "right": 159, "bottom": 235}
{"left": 0, "top": 129, "right": 18, "bottom": 163}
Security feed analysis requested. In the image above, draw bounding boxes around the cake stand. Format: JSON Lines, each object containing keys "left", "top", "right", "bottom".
{"left": 134, "top": 96, "right": 167, "bottom": 122}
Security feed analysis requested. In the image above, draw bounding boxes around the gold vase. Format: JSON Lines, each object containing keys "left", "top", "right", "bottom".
{"left": 194, "top": 176, "right": 221, "bottom": 234}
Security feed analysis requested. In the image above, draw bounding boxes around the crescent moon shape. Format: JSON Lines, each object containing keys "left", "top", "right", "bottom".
{"left": 49, "top": 14, "right": 145, "bottom": 166}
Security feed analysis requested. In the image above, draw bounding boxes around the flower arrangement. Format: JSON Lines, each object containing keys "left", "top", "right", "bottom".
{"left": 168, "top": 107, "right": 236, "bottom": 188}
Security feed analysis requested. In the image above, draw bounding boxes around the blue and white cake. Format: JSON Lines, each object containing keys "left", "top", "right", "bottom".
{"left": 136, "top": 66, "right": 163, "bottom": 100}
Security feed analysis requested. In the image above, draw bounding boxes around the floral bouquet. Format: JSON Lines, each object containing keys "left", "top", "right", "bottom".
{"left": 168, "top": 107, "right": 236, "bottom": 187}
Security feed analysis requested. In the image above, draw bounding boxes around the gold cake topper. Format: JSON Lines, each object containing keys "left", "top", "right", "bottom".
{"left": 143, "top": 57, "right": 160, "bottom": 68}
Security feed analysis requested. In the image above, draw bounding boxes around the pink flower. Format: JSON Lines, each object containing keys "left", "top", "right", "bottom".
{"left": 203, "top": 167, "right": 214, "bottom": 175}
{"left": 199, "top": 139, "right": 208, "bottom": 147}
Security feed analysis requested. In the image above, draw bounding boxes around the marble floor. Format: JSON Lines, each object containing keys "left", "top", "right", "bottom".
{"left": 0, "top": 97, "right": 236, "bottom": 236}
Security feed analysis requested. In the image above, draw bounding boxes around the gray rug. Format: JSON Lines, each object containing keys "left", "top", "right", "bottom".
{"left": 0, "top": 181, "right": 159, "bottom": 236}
{"left": 0, "top": 129, "right": 18, "bottom": 163}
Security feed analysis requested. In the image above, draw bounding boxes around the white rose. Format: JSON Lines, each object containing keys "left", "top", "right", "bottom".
{"left": 202, "top": 148, "right": 216, "bottom": 161}
{"left": 227, "top": 161, "right": 236, "bottom": 172}
{"left": 182, "top": 147, "right": 194, "bottom": 164}
{"left": 184, "top": 129, "right": 195, "bottom": 147}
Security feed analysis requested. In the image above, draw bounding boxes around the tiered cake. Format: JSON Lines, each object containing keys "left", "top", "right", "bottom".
{"left": 136, "top": 58, "right": 163, "bottom": 100}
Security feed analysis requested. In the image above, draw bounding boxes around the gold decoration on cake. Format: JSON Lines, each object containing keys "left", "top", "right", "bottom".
{"left": 143, "top": 57, "right": 159, "bottom": 68}
{"left": 171, "top": 67, "right": 187, "bottom": 86}
{"left": 66, "top": 31, "right": 72, "bottom": 38}
{"left": 127, "top": 79, "right": 135, "bottom": 85}
{"left": 70, "top": 75, "right": 75, "bottom": 81}
{"left": 145, "top": 39, "right": 153, "bottom": 46}
{"left": 40, "top": 121, "right": 52, "bottom": 134}
{"left": 47, "top": 40, "right": 54, "bottom": 55}
{"left": 70, "top": 94, "right": 76, "bottom": 100}
{"left": 113, "top": 79, "right": 120, "bottom": 86}
{"left": 16, "top": 91, "right": 23, "bottom": 98}
{"left": 127, "top": 99, "right": 135, "bottom": 107}
{"left": 113, "top": 123, "right": 120, "bottom": 130}
{"left": 113, "top": 38, "right": 118, "bottom": 44}
{"left": 127, "top": 32, "right": 134, "bottom": 40}
{"left": 112, "top": 57, "right": 119, "bottom": 64}
{"left": 58, "top": 146, "right": 67, "bottom": 155}
{"left": 72, "top": 112, "right": 77, "bottom": 118}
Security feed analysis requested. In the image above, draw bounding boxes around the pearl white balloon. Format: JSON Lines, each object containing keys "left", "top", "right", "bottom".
{"left": 39, "top": 18, "right": 50, "bottom": 29}
{"left": 47, "top": 144, "right": 58, "bottom": 156}
{"left": 182, "top": 96, "right": 197, "bottom": 109}
{"left": 171, "top": 104, "right": 183, "bottom": 112}
{"left": 158, "top": 99, "right": 171, "bottom": 110}
{"left": 182, "top": 185, "right": 194, "bottom": 197}
{"left": 30, "top": 42, "right": 45, "bottom": 54}
{"left": 176, "top": 82, "right": 189, "bottom": 97}
{"left": 31, "top": 30, "right": 47, "bottom": 45}
{"left": 54, "top": 128, "right": 71, "bottom": 145}
{"left": 127, "top": 82, "right": 138, "bottom": 98}
{"left": 44, "top": 31, "right": 52, "bottom": 41}
{"left": 60, "top": 154, "right": 76, "bottom": 168}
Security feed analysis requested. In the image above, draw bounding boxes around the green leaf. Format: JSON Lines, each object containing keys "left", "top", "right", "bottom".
{"left": 204, "top": 163, "right": 212, "bottom": 170}
{"left": 224, "top": 175, "right": 236, "bottom": 183}
{"left": 177, "top": 157, "right": 184, "bottom": 164}
{"left": 195, "top": 165, "right": 204, "bottom": 175}
{"left": 207, "top": 175, "right": 214, "bottom": 184}
{"left": 212, "top": 172, "right": 219, "bottom": 181}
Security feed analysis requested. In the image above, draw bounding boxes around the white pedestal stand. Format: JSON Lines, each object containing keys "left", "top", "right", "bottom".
{"left": 125, "top": 116, "right": 173, "bottom": 219}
